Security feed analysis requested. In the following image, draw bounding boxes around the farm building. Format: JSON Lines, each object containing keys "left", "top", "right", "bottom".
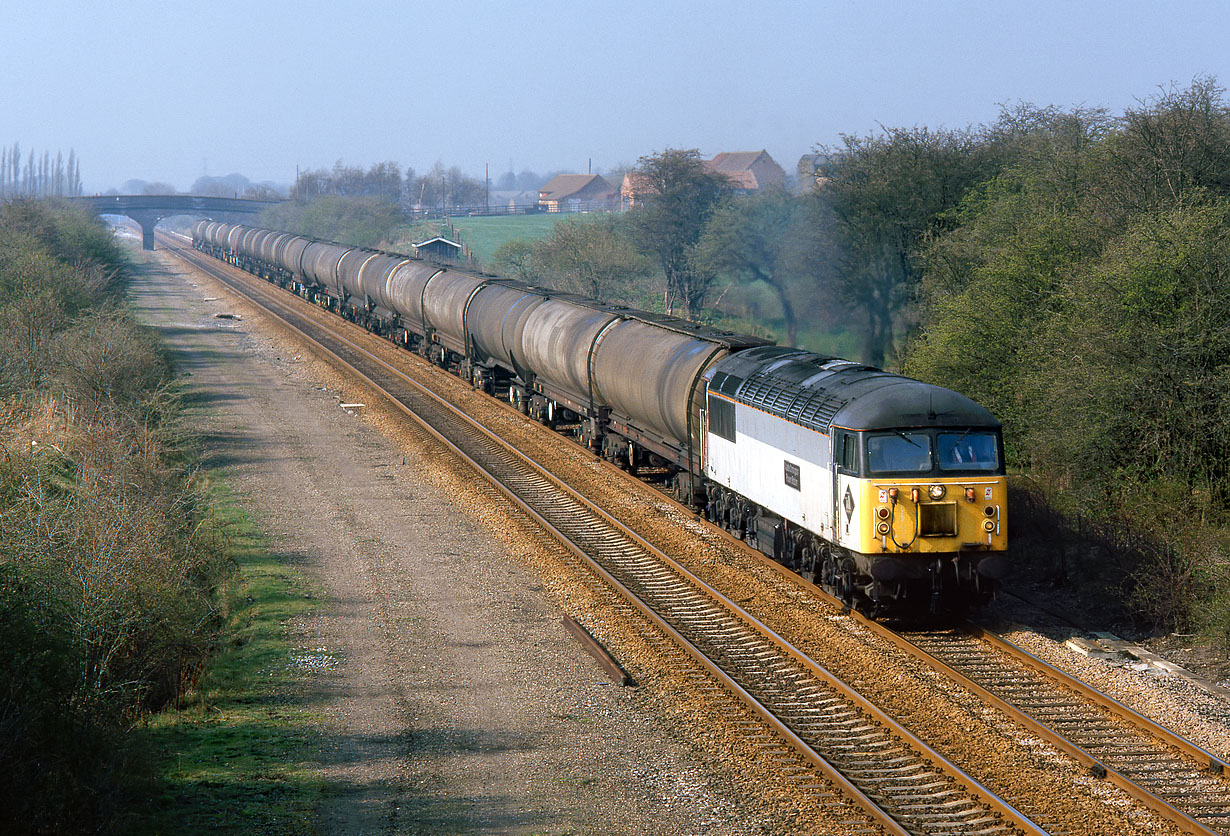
{"left": 537, "top": 174, "right": 617, "bottom": 212}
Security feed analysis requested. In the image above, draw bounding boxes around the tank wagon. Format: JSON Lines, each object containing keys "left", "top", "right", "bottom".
{"left": 192, "top": 220, "right": 1008, "bottom": 615}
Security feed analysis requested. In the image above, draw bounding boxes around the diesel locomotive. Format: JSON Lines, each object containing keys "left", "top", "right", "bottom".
{"left": 191, "top": 220, "right": 1007, "bottom": 614}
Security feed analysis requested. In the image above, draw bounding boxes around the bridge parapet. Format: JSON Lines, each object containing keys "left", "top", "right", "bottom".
{"left": 70, "top": 195, "right": 283, "bottom": 250}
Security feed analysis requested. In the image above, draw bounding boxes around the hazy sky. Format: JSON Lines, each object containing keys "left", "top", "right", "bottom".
{"left": 5, "top": 0, "right": 1229, "bottom": 192}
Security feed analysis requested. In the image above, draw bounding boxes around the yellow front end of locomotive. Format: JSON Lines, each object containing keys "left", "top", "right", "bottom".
{"left": 853, "top": 477, "right": 1007, "bottom": 555}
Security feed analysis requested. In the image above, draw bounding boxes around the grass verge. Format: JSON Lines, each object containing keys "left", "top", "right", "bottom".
{"left": 128, "top": 480, "right": 325, "bottom": 836}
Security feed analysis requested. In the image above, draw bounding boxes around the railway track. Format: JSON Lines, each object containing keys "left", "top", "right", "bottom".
{"left": 163, "top": 236, "right": 1051, "bottom": 836}
{"left": 893, "top": 624, "right": 1230, "bottom": 835}
{"left": 729, "top": 538, "right": 1230, "bottom": 835}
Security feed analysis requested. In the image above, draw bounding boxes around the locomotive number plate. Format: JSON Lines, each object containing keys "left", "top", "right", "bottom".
{"left": 783, "top": 460, "right": 801, "bottom": 490}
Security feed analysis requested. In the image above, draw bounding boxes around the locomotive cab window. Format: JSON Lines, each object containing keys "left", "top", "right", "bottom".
{"left": 707, "top": 394, "right": 736, "bottom": 442}
{"left": 937, "top": 431, "right": 1000, "bottom": 472}
{"left": 835, "top": 431, "right": 860, "bottom": 474}
{"left": 866, "top": 432, "right": 933, "bottom": 475}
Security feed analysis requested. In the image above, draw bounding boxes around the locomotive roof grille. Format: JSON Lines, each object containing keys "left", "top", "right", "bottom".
{"left": 707, "top": 346, "right": 1000, "bottom": 433}
{"left": 739, "top": 368, "right": 864, "bottom": 433}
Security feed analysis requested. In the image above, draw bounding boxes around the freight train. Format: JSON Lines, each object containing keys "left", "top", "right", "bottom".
{"left": 191, "top": 220, "right": 1007, "bottom": 615}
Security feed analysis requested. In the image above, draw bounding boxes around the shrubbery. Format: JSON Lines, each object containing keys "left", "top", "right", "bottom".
{"left": 900, "top": 81, "right": 1230, "bottom": 641}
{"left": 259, "top": 194, "right": 405, "bottom": 249}
{"left": 0, "top": 200, "right": 231, "bottom": 834}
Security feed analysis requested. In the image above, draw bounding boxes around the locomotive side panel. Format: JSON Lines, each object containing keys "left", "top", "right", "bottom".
{"left": 705, "top": 395, "right": 835, "bottom": 539}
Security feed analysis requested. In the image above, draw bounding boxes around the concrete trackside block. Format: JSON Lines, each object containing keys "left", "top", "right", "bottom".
{"left": 1086, "top": 632, "right": 1230, "bottom": 698}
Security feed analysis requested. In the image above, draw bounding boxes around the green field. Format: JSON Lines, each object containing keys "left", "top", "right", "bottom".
{"left": 444, "top": 213, "right": 575, "bottom": 266}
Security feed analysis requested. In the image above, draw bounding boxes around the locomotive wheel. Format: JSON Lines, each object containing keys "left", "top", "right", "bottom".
{"left": 819, "top": 551, "right": 852, "bottom": 601}
{"left": 838, "top": 559, "right": 856, "bottom": 605}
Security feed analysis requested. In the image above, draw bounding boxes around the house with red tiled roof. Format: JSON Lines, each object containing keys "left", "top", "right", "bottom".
{"left": 537, "top": 174, "right": 616, "bottom": 212}
{"left": 705, "top": 150, "right": 787, "bottom": 192}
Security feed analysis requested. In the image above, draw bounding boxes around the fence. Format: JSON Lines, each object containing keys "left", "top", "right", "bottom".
{"left": 405, "top": 200, "right": 617, "bottom": 220}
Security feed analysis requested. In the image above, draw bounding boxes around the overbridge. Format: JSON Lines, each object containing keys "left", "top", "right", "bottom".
{"left": 70, "top": 194, "right": 283, "bottom": 250}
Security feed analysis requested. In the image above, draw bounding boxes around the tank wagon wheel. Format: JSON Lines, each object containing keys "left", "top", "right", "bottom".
{"left": 671, "top": 471, "right": 699, "bottom": 507}
{"left": 470, "top": 367, "right": 492, "bottom": 394}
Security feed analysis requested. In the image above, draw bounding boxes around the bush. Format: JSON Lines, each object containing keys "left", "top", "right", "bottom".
{"left": 0, "top": 200, "right": 232, "bottom": 834}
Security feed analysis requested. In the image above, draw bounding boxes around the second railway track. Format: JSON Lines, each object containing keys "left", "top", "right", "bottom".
{"left": 162, "top": 233, "right": 1228, "bottom": 835}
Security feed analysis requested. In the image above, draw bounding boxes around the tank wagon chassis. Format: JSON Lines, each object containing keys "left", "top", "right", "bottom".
{"left": 193, "top": 222, "right": 1008, "bottom": 616}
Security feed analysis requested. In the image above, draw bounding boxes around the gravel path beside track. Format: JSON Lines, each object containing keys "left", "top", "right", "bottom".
{"left": 130, "top": 248, "right": 797, "bottom": 835}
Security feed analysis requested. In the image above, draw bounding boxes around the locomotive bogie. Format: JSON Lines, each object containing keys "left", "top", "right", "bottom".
{"left": 704, "top": 394, "right": 836, "bottom": 538}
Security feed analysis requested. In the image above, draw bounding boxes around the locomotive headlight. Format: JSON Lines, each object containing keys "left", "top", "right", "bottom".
{"left": 876, "top": 506, "right": 891, "bottom": 520}
{"left": 964, "top": 487, "right": 976, "bottom": 503}
{"left": 983, "top": 519, "right": 996, "bottom": 532}
{"left": 877, "top": 521, "right": 891, "bottom": 535}
{"left": 928, "top": 484, "right": 946, "bottom": 500}
{"left": 984, "top": 505, "right": 996, "bottom": 517}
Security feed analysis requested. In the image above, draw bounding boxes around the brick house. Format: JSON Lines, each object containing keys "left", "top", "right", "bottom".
{"left": 537, "top": 174, "right": 616, "bottom": 212}
{"left": 705, "top": 150, "right": 787, "bottom": 192}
